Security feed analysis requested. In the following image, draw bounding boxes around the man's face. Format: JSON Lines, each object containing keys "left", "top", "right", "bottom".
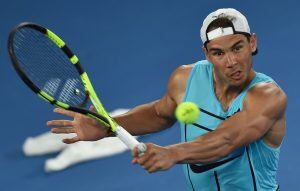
{"left": 203, "top": 34, "right": 257, "bottom": 87}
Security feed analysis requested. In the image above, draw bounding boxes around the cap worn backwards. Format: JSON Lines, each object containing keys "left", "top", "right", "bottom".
{"left": 200, "top": 8, "right": 251, "bottom": 44}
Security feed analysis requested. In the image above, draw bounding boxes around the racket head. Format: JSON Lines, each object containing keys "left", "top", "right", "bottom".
{"left": 8, "top": 22, "right": 110, "bottom": 126}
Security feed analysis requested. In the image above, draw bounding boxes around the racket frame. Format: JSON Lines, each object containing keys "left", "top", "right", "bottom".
{"left": 8, "top": 22, "right": 144, "bottom": 150}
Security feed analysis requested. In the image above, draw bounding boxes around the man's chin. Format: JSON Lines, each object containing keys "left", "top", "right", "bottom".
{"left": 227, "top": 78, "right": 245, "bottom": 87}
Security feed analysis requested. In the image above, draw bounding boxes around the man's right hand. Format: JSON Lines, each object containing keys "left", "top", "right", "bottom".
{"left": 47, "top": 107, "right": 110, "bottom": 144}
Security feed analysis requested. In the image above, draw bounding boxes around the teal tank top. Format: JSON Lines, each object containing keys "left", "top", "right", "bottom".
{"left": 181, "top": 60, "right": 280, "bottom": 191}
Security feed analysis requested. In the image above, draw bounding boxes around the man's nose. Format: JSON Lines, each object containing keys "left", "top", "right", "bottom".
{"left": 225, "top": 52, "right": 237, "bottom": 67}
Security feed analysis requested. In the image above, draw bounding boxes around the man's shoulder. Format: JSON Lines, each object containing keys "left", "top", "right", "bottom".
{"left": 245, "top": 70, "right": 283, "bottom": 99}
{"left": 167, "top": 60, "right": 212, "bottom": 103}
{"left": 254, "top": 72, "right": 275, "bottom": 83}
{"left": 248, "top": 83, "right": 286, "bottom": 98}
{"left": 171, "top": 60, "right": 211, "bottom": 78}
{"left": 173, "top": 64, "right": 194, "bottom": 76}
{"left": 166, "top": 64, "right": 196, "bottom": 103}
{"left": 245, "top": 83, "right": 287, "bottom": 112}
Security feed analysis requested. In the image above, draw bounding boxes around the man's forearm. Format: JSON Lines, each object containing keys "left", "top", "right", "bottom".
{"left": 114, "top": 101, "right": 176, "bottom": 136}
{"left": 168, "top": 129, "right": 235, "bottom": 164}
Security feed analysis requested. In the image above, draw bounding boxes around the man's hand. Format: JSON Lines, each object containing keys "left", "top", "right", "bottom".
{"left": 47, "top": 107, "right": 110, "bottom": 144}
{"left": 131, "top": 143, "right": 178, "bottom": 173}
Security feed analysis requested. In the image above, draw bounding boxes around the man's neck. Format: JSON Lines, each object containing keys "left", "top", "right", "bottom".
{"left": 213, "top": 69, "right": 255, "bottom": 111}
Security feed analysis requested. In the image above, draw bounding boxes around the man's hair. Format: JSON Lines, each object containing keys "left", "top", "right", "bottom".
{"left": 204, "top": 17, "right": 258, "bottom": 56}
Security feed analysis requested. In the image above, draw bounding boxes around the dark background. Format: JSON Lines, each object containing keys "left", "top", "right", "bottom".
{"left": 0, "top": 0, "right": 298, "bottom": 190}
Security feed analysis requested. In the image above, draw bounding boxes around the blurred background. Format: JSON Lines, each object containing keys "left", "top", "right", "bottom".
{"left": 0, "top": 0, "right": 298, "bottom": 190}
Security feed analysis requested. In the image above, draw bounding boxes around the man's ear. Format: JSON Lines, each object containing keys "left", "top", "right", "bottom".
{"left": 202, "top": 45, "right": 211, "bottom": 63}
{"left": 250, "top": 33, "right": 257, "bottom": 53}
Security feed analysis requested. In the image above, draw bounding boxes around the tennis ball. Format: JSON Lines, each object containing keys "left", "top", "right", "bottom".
{"left": 175, "top": 102, "right": 200, "bottom": 124}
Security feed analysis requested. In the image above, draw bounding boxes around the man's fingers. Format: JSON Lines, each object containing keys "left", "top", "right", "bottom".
{"left": 138, "top": 155, "right": 151, "bottom": 166}
{"left": 137, "top": 150, "right": 155, "bottom": 166}
{"left": 51, "top": 127, "right": 76, "bottom": 134}
{"left": 47, "top": 120, "right": 73, "bottom": 127}
{"left": 132, "top": 158, "right": 138, "bottom": 164}
{"left": 132, "top": 143, "right": 148, "bottom": 157}
{"left": 131, "top": 146, "right": 138, "bottom": 157}
{"left": 63, "top": 136, "right": 80, "bottom": 144}
{"left": 54, "top": 108, "right": 77, "bottom": 118}
{"left": 89, "top": 105, "right": 96, "bottom": 112}
{"left": 147, "top": 165, "right": 160, "bottom": 173}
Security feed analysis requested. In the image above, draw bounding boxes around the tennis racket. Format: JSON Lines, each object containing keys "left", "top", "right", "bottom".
{"left": 8, "top": 22, "right": 146, "bottom": 153}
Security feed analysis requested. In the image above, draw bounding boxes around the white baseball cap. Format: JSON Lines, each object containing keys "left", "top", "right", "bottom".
{"left": 200, "top": 8, "right": 251, "bottom": 44}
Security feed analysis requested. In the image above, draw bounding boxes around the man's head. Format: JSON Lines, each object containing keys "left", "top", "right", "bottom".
{"left": 200, "top": 8, "right": 257, "bottom": 87}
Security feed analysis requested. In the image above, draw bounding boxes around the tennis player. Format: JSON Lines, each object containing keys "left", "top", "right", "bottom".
{"left": 47, "top": 8, "right": 286, "bottom": 191}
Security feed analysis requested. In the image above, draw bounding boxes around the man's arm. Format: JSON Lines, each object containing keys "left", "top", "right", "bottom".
{"left": 113, "top": 65, "right": 192, "bottom": 135}
{"left": 133, "top": 83, "right": 287, "bottom": 172}
{"left": 113, "top": 98, "right": 176, "bottom": 136}
{"left": 47, "top": 65, "right": 192, "bottom": 143}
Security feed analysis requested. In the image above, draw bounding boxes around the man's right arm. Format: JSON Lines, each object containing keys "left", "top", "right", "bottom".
{"left": 47, "top": 65, "right": 192, "bottom": 143}
{"left": 114, "top": 98, "right": 176, "bottom": 136}
{"left": 114, "top": 64, "right": 193, "bottom": 135}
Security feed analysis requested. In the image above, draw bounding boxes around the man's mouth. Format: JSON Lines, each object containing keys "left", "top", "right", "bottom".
{"left": 230, "top": 71, "right": 242, "bottom": 80}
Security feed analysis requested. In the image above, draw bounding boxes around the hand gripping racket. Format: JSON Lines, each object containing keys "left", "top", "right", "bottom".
{"left": 8, "top": 22, "right": 146, "bottom": 154}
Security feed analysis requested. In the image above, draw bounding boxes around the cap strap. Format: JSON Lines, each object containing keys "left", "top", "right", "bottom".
{"left": 207, "top": 27, "right": 234, "bottom": 41}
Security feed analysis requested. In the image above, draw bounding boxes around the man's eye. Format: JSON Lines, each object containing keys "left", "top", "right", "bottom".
{"left": 233, "top": 46, "right": 243, "bottom": 52}
{"left": 213, "top": 52, "right": 223, "bottom": 56}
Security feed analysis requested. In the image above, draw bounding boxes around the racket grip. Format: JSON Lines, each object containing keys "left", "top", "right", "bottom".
{"left": 115, "top": 125, "right": 147, "bottom": 154}
{"left": 137, "top": 143, "right": 147, "bottom": 156}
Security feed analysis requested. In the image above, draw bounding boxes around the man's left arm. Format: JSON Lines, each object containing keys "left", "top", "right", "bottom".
{"left": 132, "top": 83, "right": 287, "bottom": 173}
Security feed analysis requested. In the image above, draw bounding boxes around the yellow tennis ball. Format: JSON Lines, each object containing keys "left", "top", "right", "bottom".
{"left": 175, "top": 102, "right": 200, "bottom": 124}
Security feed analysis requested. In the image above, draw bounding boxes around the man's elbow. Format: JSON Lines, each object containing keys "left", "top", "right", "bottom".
{"left": 218, "top": 132, "right": 243, "bottom": 158}
{"left": 217, "top": 136, "right": 257, "bottom": 162}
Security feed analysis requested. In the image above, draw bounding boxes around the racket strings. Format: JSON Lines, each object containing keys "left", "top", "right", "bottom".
{"left": 13, "top": 28, "right": 87, "bottom": 107}
{"left": 15, "top": 29, "right": 69, "bottom": 90}
{"left": 16, "top": 29, "right": 73, "bottom": 83}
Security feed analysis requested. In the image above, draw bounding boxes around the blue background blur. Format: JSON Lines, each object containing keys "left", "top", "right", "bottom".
{"left": 0, "top": 0, "right": 299, "bottom": 190}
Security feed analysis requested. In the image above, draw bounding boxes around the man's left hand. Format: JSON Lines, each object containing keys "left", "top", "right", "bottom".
{"left": 131, "top": 143, "right": 178, "bottom": 173}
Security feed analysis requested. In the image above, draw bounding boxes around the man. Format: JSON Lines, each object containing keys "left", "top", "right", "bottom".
{"left": 47, "top": 8, "right": 287, "bottom": 191}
